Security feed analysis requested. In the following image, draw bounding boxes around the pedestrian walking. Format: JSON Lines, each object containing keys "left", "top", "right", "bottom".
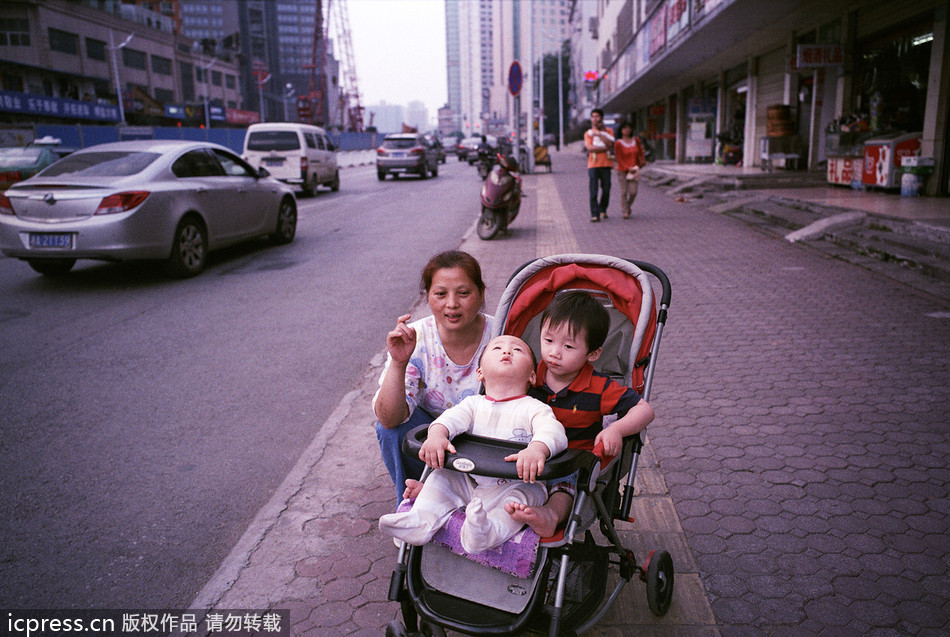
{"left": 614, "top": 122, "right": 646, "bottom": 219}
{"left": 584, "top": 108, "right": 615, "bottom": 222}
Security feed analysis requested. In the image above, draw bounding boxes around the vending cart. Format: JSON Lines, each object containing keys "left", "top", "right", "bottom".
{"left": 861, "top": 131, "right": 921, "bottom": 189}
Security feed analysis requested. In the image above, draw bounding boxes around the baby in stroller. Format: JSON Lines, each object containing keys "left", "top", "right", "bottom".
{"left": 378, "top": 335, "right": 568, "bottom": 554}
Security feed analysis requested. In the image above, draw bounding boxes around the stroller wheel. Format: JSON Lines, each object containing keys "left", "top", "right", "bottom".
{"left": 646, "top": 550, "right": 674, "bottom": 616}
{"left": 420, "top": 620, "right": 446, "bottom": 637}
{"left": 385, "top": 620, "right": 408, "bottom": 637}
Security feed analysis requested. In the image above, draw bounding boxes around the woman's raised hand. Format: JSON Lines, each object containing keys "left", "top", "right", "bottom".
{"left": 386, "top": 314, "right": 418, "bottom": 364}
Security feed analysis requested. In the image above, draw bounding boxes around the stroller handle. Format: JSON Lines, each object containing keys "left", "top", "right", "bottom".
{"left": 403, "top": 424, "right": 598, "bottom": 481}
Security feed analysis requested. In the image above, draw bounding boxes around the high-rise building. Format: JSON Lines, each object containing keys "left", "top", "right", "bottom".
{"left": 179, "top": 0, "right": 341, "bottom": 124}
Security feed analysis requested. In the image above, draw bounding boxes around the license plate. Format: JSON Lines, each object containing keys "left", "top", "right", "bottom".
{"left": 263, "top": 158, "right": 284, "bottom": 165}
{"left": 29, "top": 233, "right": 73, "bottom": 249}
{"left": 392, "top": 152, "right": 405, "bottom": 158}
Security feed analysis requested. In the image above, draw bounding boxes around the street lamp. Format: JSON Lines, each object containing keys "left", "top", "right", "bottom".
{"left": 193, "top": 42, "right": 215, "bottom": 129}
{"left": 108, "top": 31, "right": 133, "bottom": 125}
{"left": 283, "top": 83, "right": 295, "bottom": 121}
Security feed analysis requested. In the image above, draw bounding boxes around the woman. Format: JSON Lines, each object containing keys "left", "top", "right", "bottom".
{"left": 374, "top": 250, "right": 494, "bottom": 503}
{"left": 613, "top": 122, "right": 646, "bottom": 219}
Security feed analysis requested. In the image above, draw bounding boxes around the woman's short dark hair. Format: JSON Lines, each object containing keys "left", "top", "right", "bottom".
{"left": 619, "top": 121, "right": 635, "bottom": 135}
{"left": 541, "top": 290, "right": 610, "bottom": 352}
{"left": 591, "top": 108, "right": 604, "bottom": 117}
{"left": 421, "top": 250, "right": 486, "bottom": 294}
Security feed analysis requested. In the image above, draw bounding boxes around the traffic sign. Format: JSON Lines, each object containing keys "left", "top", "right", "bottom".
{"left": 508, "top": 61, "right": 523, "bottom": 97}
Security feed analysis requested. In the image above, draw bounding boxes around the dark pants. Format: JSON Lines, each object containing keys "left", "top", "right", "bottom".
{"left": 588, "top": 166, "right": 612, "bottom": 217}
{"left": 375, "top": 407, "right": 432, "bottom": 505}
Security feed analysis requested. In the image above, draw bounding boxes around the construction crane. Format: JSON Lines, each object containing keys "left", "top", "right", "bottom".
{"left": 303, "top": 0, "right": 363, "bottom": 132}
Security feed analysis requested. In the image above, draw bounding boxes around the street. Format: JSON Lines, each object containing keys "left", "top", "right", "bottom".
{"left": 0, "top": 158, "right": 481, "bottom": 608}
{"left": 2, "top": 147, "right": 949, "bottom": 634}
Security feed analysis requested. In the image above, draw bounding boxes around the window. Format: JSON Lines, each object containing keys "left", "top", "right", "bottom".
{"left": 154, "top": 88, "right": 174, "bottom": 104}
{"left": 86, "top": 37, "right": 106, "bottom": 61}
{"left": 0, "top": 18, "right": 31, "bottom": 47}
{"left": 151, "top": 55, "right": 172, "bottom": 75}
{"left": 49, "top": 28, "right": 78, "bottom": 55}
{"left": 123, "top": 48, "right": 147, "bottom": 70}
{"left": 172, "top": 150, "right": 225, "bottom": 178}
{"left": 213, "top": 150, "right": 256, "bottom": 177}
{"left": 225, "top": 75, "right": 236, "bottom": 89}
{"left": 304, "top": 133, "right": 316, "bottom": 149}
{"left": 211, "top": 70, "right": 222, "bottom": 86}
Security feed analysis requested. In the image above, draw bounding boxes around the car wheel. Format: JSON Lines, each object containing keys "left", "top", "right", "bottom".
{"left": 330, "top": 170, "right": 340, "bottom": 191}
{"left": 432, "top": 162, "right": 439, "bottom": 177}
{"left": 377, "top": 170, "right": 386, "bottom": 181}
{"left": 269, "top": 197, "right": 297, "bottom": 245}
{"left": 302, "top": 174, "right": 317, "bottom": 197}
{"left": 27, "top": 258, "right": 76, "bottom": 276}
{"left": 165, "top": 215, "right": 207, "bottom": 278}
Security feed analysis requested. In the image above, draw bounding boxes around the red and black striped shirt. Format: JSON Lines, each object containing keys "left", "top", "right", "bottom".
{"left": 528, "top": 361, "right": 642, "bottom": 451}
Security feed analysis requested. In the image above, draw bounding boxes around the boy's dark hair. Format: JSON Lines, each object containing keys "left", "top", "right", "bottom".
{"left": 541, "top": 291, "right": 610, "bottom": 352}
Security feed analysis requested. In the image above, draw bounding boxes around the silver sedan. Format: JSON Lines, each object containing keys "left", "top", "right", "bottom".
{"left": 0, "top": 140, "right": 297, "bottom": 277}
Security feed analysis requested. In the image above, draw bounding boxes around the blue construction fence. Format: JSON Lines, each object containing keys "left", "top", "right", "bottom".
{"left": 33, "top": 124, "right": 379, "bottom": 155}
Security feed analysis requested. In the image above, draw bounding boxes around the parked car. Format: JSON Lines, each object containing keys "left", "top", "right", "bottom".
{"left": 376, "top": 133, "right": 439, "bottom": 180}
{"left": 0, "top": 137, "right": 73, "bottom": 190}
{"left": 0, "top": 140, "right": 297, "bottom": 277}
{"left": 243, "top": 122, "right": 339, "bottom": 196}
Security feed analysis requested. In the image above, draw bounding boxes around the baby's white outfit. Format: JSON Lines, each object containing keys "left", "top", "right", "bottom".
{"left": 378, "top": 394, "right": 567, "bottom": 554}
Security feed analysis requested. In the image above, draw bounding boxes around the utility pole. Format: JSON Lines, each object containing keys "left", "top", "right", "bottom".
{"left": 108, "top": 31, "right": 133, "bottom": 126}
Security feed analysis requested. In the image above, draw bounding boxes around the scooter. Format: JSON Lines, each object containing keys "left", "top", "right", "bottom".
{"left": 477, "top": 153, "right": 522, "bottom": 240}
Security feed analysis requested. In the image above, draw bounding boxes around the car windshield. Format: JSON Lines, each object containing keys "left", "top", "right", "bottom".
{"left": 246, "top": 131, "right": 301, "bottom": 151}
{"left": 0, "top": 148, "right": 44, "bottom": 167}
{"left": 383, "top": 138, "right": 419, "bottom": 150}
{"left": 39, "top": 151, "right": 160, "bottom": 177}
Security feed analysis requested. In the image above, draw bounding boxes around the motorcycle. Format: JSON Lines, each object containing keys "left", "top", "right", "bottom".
{"left": 477, "top": 153, "right": 522, "bottom": 240}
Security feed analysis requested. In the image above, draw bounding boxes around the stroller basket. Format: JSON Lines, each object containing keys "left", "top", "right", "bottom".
{"left": 386, "top": 255, "right": 673, "bottom": 637}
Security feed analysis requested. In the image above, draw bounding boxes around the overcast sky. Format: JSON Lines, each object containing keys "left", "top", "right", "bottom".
{"left": 347, "top": 0, "right": 448, "bottom": 118}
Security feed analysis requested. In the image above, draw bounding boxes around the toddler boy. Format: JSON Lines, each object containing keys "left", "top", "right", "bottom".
{"left": 506, "top": 290, "right": 655, "bottom": 537}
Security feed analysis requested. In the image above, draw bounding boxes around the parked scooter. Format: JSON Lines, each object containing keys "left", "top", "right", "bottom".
{"left": 477, "top": 153, "right": 522, "bottom": 240}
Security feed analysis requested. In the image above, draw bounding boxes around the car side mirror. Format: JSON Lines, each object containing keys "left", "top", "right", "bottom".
{"left": 258, "top": 167, "right": 270, "bottom": 178}
{"left": 328, "top": 142, "right": 336, "bottom": 151}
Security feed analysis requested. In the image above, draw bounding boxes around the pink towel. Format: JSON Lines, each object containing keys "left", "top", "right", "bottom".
{"left": 397, "top": 499, "right": 540, "bottom": 578}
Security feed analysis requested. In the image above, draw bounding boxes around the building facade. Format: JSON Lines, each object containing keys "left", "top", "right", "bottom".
{"left": 0, "top": 0, "right": 248, "bottom": 127}
{"left": 584, "top": 0, "right": 949, "bottom": 195}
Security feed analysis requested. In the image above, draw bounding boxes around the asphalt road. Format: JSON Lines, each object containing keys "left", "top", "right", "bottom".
{"left": 0, "top": 158, "right": 482, "bottom": 609}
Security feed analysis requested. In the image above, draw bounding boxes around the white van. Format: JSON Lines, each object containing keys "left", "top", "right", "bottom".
{"left": 243, "top": 123, "right": 339, "bottom": 196}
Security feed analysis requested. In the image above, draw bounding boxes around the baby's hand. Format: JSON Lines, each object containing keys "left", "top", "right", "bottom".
{"left": 594, "top": 427, "right": 624, "bottom": 458}
{"left": 505, "top": 442, "right": 548, "bottom": 483}
{"left": 420, "top": 429, "right": 455, "bottom": 469}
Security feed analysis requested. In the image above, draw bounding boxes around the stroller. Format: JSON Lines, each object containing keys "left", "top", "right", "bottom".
{"left": 386, "top": 254, "right": 673, "bottom": 637}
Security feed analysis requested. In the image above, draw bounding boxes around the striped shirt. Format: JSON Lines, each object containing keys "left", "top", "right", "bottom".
{"left": 528, "top": 361, "right": 642, "bottom": 451}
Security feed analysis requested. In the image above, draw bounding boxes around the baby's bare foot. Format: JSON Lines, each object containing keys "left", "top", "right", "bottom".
{"left": 403, "top": 479, "right": 423, "bottom": 500}
{"left": 505, "top": 501, "right": 559, "bottom": 538}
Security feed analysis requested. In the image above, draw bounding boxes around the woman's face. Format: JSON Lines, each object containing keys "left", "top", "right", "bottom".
{"left": 427, "top": 266, "right": 483, "bottom": 332}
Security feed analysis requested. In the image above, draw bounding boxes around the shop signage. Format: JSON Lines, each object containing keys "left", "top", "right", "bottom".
{"left": 0, "top": 89, "right": 120, "bottom": 122}
{"left": 687, "top": 97, "right": 717, "bottom": 118}
{"left": 692, "top": 0, "right": 725, "bottom": 22}
{"left": 226, "top": 108, "right": 260, "bottom": 125}
{"left": 796, "top": 44, "right": 843, "bottom": 68}
{"left": 649, "top": 10, "right": 666, "bottom": 56}
{"left": 666, "top": 0, "right": 690, "bottom": 42}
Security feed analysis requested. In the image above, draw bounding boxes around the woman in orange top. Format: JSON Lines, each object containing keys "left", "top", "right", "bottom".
{"left": 613, "top": 122, "right": 646, "bottom": 219}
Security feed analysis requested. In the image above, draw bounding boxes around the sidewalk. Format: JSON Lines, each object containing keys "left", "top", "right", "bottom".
{"left": 190, "top": 145, "right": 950, "bottom": 635}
